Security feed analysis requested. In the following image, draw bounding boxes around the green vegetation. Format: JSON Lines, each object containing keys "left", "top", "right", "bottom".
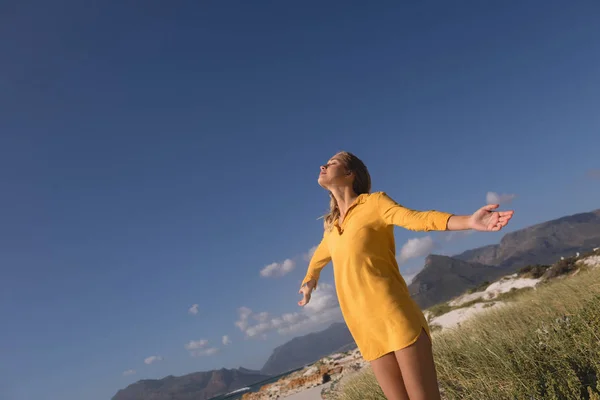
{"left": 335, "top": 266, "right": 600, "bottom": 400}
{"left": 493, "top": 285, "right": 534, "bottom": 301}
{"left": 425, "top": 285, "right": 533, "bottom": 324}
{"left": 330, "top": 368, "right": 386, "bottom": 400}
{"left": 517, "top": 263, "right": 551, "bottom": 279}
{"left": 543, "top": 256, "right": 579, "bottom": 279}
{"left": 426, "top": 302, "right": 453, "bottom": 319}
{"left": 466, "top": 280, "right": 491, "bottom": 294}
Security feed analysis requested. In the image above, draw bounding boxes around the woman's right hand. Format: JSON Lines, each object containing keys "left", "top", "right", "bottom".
{"left": 298, "top": 280, "right": 316, "bottom": 306}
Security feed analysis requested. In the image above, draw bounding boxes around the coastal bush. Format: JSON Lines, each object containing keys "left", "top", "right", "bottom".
{"left": 491, "top": 286, "right": 534, "bottom": 302}
{"left": 518, "top": 263, "right": 550, "bottom": 279}
{"left": 542, "top": 257, "right": 579, "bottom": 279}
{"left": 335, "top": 267, "right": 600, "bottom": 400}
{"left": 426, "top": 302, "right": 452, "bottom": 319}
{"left": 466, "top": 280, "right": 491, "bottom": 294}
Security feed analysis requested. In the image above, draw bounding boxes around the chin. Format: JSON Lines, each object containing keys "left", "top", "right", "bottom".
{"left": 317, "top": 176, "right": 329, "bottom": 188}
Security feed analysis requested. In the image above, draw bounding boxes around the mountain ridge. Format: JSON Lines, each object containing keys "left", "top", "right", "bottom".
{"left": 260, "top": 321, "right": 355, "bottom": 376}
{"left": 111, "top": 367, "right": 270, "bottom": 400}
{"left": 408, "top": 208, "right": 600, "bottom": 308}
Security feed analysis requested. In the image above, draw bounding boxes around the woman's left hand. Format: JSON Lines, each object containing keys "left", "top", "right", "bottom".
{"left": 468, "top": 204, "right": 514, "bottom": 232}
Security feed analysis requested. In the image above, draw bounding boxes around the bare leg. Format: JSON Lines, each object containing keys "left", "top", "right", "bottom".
{"left": 370, "top": 352, "right": 410, "bottom": 400}
{"left": 394, "top": 328, "right": 442, "bottom": 400}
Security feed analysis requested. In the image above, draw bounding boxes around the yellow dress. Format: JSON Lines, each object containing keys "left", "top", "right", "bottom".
{"left": 301, "top": 191, "right": 453, "bottom": 361}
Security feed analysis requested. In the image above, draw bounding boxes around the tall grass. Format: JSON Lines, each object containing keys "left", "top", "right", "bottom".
{"left": 334, "top": 267, "right": 600, "bottom": 400}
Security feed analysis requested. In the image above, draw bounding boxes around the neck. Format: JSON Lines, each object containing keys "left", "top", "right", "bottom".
{"left": 330, "top": 186, "right": 358, "bottom": 217}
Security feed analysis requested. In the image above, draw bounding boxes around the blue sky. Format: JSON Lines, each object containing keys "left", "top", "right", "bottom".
{"left": 1, "top": 1, "right": 600, "bottom": 399}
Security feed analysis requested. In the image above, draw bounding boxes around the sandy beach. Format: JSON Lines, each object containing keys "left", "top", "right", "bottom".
{"left": 283, "top": 382, "right": 331, "bottom": 399}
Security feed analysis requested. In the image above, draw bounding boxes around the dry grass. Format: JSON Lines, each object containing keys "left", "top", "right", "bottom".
{"left": 335, "top": 267, "right": 600, "bottom": 400}
{"left": 328, "top": 368, "right": 385, "bottom": 400}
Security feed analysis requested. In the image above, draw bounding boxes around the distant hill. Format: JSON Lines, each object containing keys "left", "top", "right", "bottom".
{"left": 408, "top": 209, "right": 600, "bottom": 309}
{"left": 111, "top": 368, "right": 269, "bottom": 400}
{"left": 260, "top": 322, "right": 355, "bottom": 376}
{"left": 407, "top": 255, "right": 506, "bottom": 309}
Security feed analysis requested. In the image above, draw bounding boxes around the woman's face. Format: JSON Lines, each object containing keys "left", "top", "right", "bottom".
{"left": 318, "top": 154, "right": 353, "bottom": 189}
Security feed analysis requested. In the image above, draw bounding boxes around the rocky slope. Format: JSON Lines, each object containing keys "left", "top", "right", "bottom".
{"left": 427, "top": 248, "right": 600, "bottom": 332}
{"left": 111, "top": 368, "right": 270, "bottom": 400}
{"left": 260, "top": 322, "right": 355, "bottom": 376}
{"left": 408, "top": 255, "right": 506, "bottom": 309}
{"left": 408, "top": 208, "right": 600, "bottom": 308}
{"left": 243, "top": 348, "right": 368, "bottom": 400}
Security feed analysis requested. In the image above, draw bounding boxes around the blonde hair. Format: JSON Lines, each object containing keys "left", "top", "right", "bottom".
{"left": 322, "top": 151, "right": 372, "bottom": 231}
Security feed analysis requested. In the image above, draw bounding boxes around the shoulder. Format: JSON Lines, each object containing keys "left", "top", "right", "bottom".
{"left": 364, "top": 191, "right": 404, "bottom": 211}
{"left": 358, "top": 192, "right": 391, "bottom": 212}
{"left": 361, "top": 191, "right": 393, "bottom": 204}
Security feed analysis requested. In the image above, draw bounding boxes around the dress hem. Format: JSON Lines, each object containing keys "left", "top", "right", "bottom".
{"left": 361, "top": 324, "right": 431, "bottom": 362}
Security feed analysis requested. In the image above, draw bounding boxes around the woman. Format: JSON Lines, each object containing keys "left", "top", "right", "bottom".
{"left": 298, "top": 151, "right": 514, "bottom": 400}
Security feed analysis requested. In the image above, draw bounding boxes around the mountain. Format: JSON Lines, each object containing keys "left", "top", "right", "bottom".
{"left": 260, "top": 322, "right": 355, "bottom": 376}
{"left": 111, "top": 368, "right": 270, "bottom": 400}
{"left": 408, "top": 255, "right": 506, "bottom": 309}
{"left": 408, "top": 208, "right": 600, "bottom": 309}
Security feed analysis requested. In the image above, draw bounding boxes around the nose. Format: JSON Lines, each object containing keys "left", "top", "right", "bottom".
{"left": 320, "top": 165, "right": 327, "bottom": 172}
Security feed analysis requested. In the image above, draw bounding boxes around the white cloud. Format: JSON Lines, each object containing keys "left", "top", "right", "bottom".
{"left": 192, "top": 347, "right": 219, "bottom": 356}
{"left": 184, "top": 339, "right": 208, "bottom": 350}
{"left": 144, "top": 355, "right": 163, "bottom": 365}
{"left": 260, "top": 259, "right": 296, "bottom": 277}
{"left": 402, "top": 273, "right": 417, "bottom": 284}
{"left": 397, "top": 236, "right": 435, "bottom": 265}
{"left": 222, "top": 335, "right": 231, "bottom": 345}
{"left": 234, "top": 283, "right": 342, "bottom": 339}
{"left": 442, "top": 230, "right": 474, "bottom": 242}
{"left": 486, "top": 191, "right": 516, "bottom": 205}
{"left": 303, "top": 245, "right": 318, "bottom": 261}
{"left": 277, "top": 306, "right": 343, "bottom": 336}
{"left": 122, "top": 369, "right": 136, "bottom": 376}
{"left": 188, "top": 304, "right": 199, "bottom": 315}
{"left": 303, "top": 285, "right": 338, "bottom": 314}
{"left": 184, "top": 339, "right": 219, "bottom": 357}
{"left": 235, "top": 306, "right": 253, "bottom": 331}
{"left": 253, "top": 311, "right": 270, "bottom": 322}
{"left": 245, "top": 322, "right": 273, "bottom": 337}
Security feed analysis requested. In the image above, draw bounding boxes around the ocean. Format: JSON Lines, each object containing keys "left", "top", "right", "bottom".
{"left": 208, "top": 367, "right": 304, "bottom": 400}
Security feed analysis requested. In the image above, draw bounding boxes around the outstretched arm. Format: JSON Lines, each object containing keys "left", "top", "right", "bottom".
{"left": 377, "top": 192, "right": 453, "bottom": 231}
{"left": 377, "top": 192, "right": 514, "bottom": 232}
{"left": 298, "top": 235, "right": 331, "bottom": 306}
{"left": 449, "top": 203, "right": 514, "bottom": 231}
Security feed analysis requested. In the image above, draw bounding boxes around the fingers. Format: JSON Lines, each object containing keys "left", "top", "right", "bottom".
{"left": 483, "top": 207, "right": 513, "bottom": 217}
{"left": 492, "top": 219, "right": 509, "bottom": 231}
{"left": 298, "top": 295, "right": 310, "bottom": 306}
{"left": 298, "top": 288, "right": 311, "bottom": 306}
{"left": 498, "top": 211, "right": 514, "bottom": 219}
{"left": 497, "top": 211, "right": 514, "bottom": 224}
{"left": 488, "top": 220, "right": 502, "bottom": 231}
{"left": 483, "top": 204, "right": 499, "bottom": 211}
